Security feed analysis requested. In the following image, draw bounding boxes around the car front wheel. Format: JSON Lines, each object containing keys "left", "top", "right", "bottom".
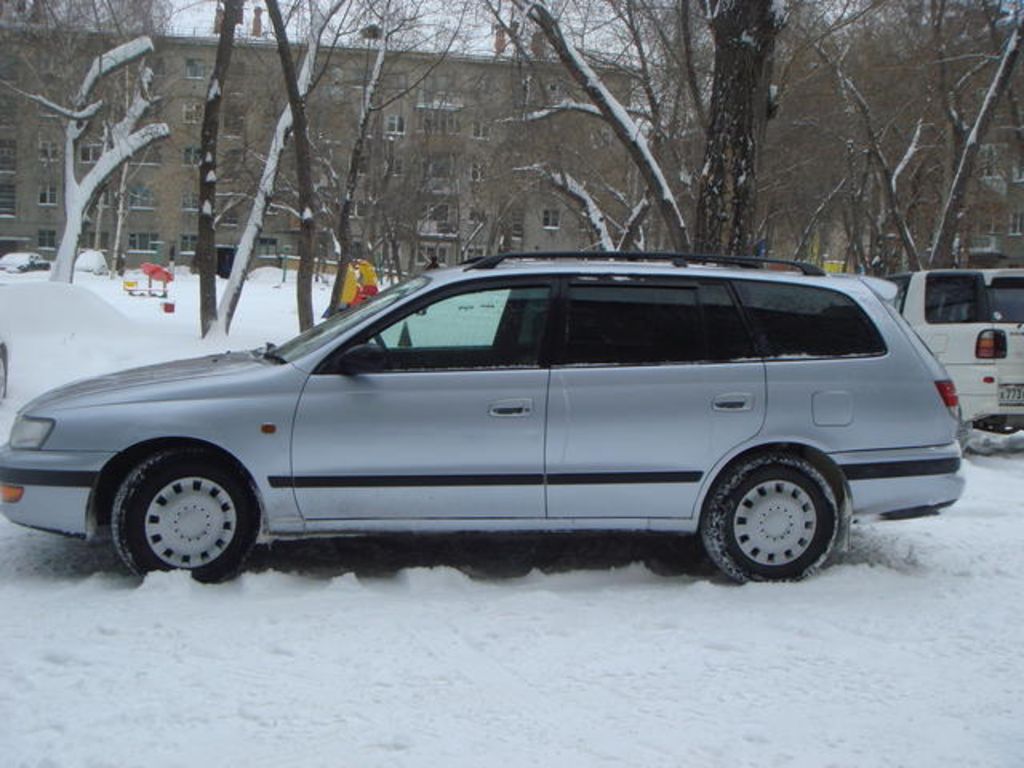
{"left": 112, "top": 449, "right": 259, "bottom": 582}
{"left": 700, "top": 454, "right": 838, "bottom": 582}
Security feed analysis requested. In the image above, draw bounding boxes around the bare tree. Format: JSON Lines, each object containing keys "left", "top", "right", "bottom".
{"left": 4, "top": 36, "right": 169, "bottom": 281}
{"left": 213, "top": 1, "right": 346, "bottom": 337}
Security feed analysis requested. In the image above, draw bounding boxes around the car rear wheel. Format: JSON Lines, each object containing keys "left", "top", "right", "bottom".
{"left": 112, "top": 449, "right": 259, "bottom": 582}
{"left": 700, "top": 454, "right": 838, "bottom": 582}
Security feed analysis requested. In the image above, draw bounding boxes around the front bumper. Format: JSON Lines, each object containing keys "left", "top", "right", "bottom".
{"left": 0, "top": 446, "right": 115, "bottom": 537}
{"left": 833, "top": 443, "right": 965, "bottom": 519}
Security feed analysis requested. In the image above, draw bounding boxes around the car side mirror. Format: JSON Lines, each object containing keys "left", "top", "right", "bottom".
{"left": 332, "top": 343, "right": 387, "bottom": 375}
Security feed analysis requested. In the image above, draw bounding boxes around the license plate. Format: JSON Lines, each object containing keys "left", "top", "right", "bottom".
{"left": 999, "top": 384, "right": 1024, "bottom": 405}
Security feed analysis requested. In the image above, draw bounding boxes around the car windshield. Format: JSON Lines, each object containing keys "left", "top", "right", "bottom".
{"left": 988, "top": 277, "right": 1024, "bottom": 323}
{"left": 272, "top": 276, "right": 430, "bottom": 362}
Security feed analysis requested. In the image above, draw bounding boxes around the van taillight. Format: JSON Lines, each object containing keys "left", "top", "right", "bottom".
{"left": 976, "top": 329, "right": 1007, "bottom": 359}
{"left": 935, "top": 380, "right": 959, "bottom": 415}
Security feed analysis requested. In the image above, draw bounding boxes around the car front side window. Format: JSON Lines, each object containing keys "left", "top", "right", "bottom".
{"left": 368, "top": 285, "right": 551, "bottom": 371}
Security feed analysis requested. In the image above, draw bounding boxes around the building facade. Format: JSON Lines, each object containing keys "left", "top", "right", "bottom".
{"left": 0, "top": 15, "right": 633, "bottom": 276}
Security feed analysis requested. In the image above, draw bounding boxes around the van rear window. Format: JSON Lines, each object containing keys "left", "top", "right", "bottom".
{"left": 988, "top": 277, "right": 1024, "bottom": 323}
{"left": 735, "top": 281, "right": 885, "bottom": 358}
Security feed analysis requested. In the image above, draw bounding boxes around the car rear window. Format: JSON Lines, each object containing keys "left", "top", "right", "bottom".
{"left": 734, "top": 281, "right": 885, "bottom": 358}
{"left": 988, "top": 277, "right": 1024, "bottom": 323}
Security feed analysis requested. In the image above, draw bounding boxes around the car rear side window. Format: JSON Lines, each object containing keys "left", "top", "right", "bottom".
{"left": 925, "top": 273, "right": 983, "bottom": 323}
{"left": 734, "top": 281, "right": 885, "bottom": 358}
{"left": 563, "top": 285, "right": 702, "bottom": 365}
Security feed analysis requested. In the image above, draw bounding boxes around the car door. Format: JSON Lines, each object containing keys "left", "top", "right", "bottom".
{"left": 290, "top": 278, "right": 553, "bottom": 521}
{"left": 545, "top": 278, "right": 766, "bottom": 520}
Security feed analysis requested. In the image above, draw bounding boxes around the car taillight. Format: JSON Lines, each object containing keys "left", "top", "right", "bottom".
{"left": 976, "top": 329, "right": 1007, "bottom": 359}
{"left": 935, "top": 379, "right": 959, "bottom": 418}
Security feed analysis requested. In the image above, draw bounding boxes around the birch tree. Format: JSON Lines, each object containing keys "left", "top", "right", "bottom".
{"left": 4, "top": 37, "right": 169, "bottom": 282}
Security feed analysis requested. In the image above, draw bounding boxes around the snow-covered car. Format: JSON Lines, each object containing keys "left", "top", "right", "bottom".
{"left": 0, "top": 252, "right": 51, "bottom": 274}
{"left": 75, "top": 249, "right": 110, "bottom": 276}
{"left": 0, "top": 253, "right": 965, "bottom": 583}
{"left": 889, "top": 269, "right": 1024, "bottom": 433}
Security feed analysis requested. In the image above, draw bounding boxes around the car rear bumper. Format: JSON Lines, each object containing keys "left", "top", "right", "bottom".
{"left": 0, "top": 446, "right": 114, "bottom": 538}
{"left": 832, "top": 443, "right": 965, "bottom": 519}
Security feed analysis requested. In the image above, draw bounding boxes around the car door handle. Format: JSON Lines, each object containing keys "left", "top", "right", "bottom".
{"left": 489, "top": 399, "right": 533, "bottom": 417}
{"left": 713, "top": 393, "right": 753, "bottom": 412}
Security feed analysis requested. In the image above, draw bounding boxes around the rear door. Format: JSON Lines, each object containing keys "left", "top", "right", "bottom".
{"left": 985, "top": 273, "right": 1024, "bottom": 408}
{"left": 544, "top": 277, "right": 765, "bottom": 520}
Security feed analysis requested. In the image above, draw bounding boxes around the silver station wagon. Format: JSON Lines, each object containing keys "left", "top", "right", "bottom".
{"left": 0, "top": 253, "right": 964, "bottom": 582}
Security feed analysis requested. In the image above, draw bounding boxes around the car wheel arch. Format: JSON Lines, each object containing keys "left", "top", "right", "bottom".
{"left": 89, "top": 437, "right": 264, "bottom": 533}
{"left": 697, "top": 441, "right": 850, "bottom": 525}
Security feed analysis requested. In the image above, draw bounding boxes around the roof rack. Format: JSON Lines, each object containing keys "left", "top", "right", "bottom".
{"left": 463, "top": 251, "right": 826, "bottom": 276}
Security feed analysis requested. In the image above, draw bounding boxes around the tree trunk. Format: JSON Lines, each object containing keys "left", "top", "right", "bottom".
{"left": 694, "top": 1, "right": 781, "bottom": 255}
{"left": 267, "top": 0, "right": 316, "bottom": 331}
{"left": 196, "top": 0, "right": 242, "bottom": 337}
{"left": 195, "top": 0, "right": 241, "bottom": 334}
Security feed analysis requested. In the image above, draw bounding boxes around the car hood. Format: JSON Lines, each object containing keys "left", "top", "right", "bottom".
{"left": 24, "top": 351, "right": 269, "bottom": 412}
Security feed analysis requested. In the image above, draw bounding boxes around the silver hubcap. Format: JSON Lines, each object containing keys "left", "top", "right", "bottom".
{"left": 733, "top": 480, "right": 817, "bottom": 567}
{"left": 144, "top": 477, "right": 237, "bottom": 569}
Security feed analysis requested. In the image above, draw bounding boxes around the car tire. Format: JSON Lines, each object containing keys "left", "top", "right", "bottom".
{"left": 112, "top": 448, "right": 260, "bottom": 583}
{"left": 0, "top": 344, "right": 7, "bottom": 400}
{"left": 700, "top": 453, "right": 838, "bottom": 583}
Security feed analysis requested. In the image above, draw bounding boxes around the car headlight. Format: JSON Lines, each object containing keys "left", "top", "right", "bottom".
{"left": 10, "top": 416, "right": 55, "bottom": 449}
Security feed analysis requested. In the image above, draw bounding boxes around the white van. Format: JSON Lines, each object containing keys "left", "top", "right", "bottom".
{"left": 890, "top": 270, "right": 1024, "bottom": 432}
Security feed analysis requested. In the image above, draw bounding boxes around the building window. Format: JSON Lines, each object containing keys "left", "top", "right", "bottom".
{"left": 79, "top": 143, "right": 103, "bottom": 164}
{"left": 352, "top": 200, "right": 367, "bottom": 218}
{"left": 181, "top": 191, "right": 199, "bottom": 211}
{"left": 128, "top": 185, "right": 155, "bottom": 210}
{"left": 390, "top": 156, "right": 405, "bottom": 176}
{"left": 979, "top": 145, "right": 999, "bottom": 179}
{"left": 183, "top": 102, "right": 203, "bottom": 124}
{"left": 180, "top": 233, "right": 198, "bottom": 254}
{"left": 128, "top": 232, "right": 160, "bottom": 252}
{"left": 419, "top": 110, "right": 460, "bottom": 135}
{"left": 510, "top": 209, "right": 524, "bottom": 239}
{"left": 471, "top": 121, "right": 490, "bottom": 140}
{"left": 0, "top": 97, "right": 14, "bottom": 126}
{"left": 423, "top": 153, "right": 455, "bottom": 179}
{"left": 185, "top": 58, "right": 206, "bottom": 80}
{"left": 183, "top": 145, "right": 203, "bottom": 166}
{"left": 257, "top": 237, "right": 278, "bottom": 256}
{"left": 385, "top": 114, "right": 405, "bottom": 135}
{"left": 39, "top": 140, "right": 59, "bottom": 163}
{"left": 469, "top": 208, "right": 485, "bottom": 224}
{"left": 470, "top": 162, "right": 484, "bottom": 182}
{"left": 428, "top": 203, "right": 450, "bottom": 223}
{"left": 37, "top": 229, "right": 57, "bottom": 250}
{"left": 0, "top": 183, "right": 15, "bottom": 216}
{"left": 39, "top": 184, "right": 58, "bottom": 206}
{"left": 542, "top": 208, "right": 560, "bottom": 230}
{"left": 221, "top": 209, "right": 239, "bottom": 227}
{"left": 1011, "top": 211, "right": 1024, "bottom": 235}
{"left": 0, "top": 139, "right": 15, "bottom": 172}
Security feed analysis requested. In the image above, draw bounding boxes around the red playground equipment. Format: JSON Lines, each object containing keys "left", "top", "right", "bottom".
{"left": 124, "top": 262, "right": 175, "bottom": 298}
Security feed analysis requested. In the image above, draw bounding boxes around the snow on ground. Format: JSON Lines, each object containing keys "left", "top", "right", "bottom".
{"left": 1, "top": 270, "right": 1023, "bottom": 767}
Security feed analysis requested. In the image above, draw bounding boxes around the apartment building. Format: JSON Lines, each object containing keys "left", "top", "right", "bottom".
{"left": 0, "top": 15, "right": 632, "bottom": 274}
